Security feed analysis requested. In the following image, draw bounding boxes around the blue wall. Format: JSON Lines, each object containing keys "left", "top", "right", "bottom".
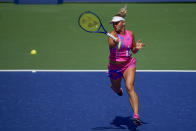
{"left": 0, "top": 0, "right": 12, "bottom": 2}
{"left": 63, "top": 0, "right": 196, "bottom": 2}
{"left": 14, "top": 0, "right": 63, "bottom": 4}
{"left": 2, "top": 0, "right": 195, "bottom": 4}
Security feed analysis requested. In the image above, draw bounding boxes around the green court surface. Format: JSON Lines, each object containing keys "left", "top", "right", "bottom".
{"left": 0, "top": 3, "right": 196, "bottom": 70}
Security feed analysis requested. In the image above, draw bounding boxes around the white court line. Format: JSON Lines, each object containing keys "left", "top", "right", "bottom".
{"left": 137, "top": 70, "right": 196, "bottom": 72}
{"left": 0, "top": 70, "right": 196, "bottom": 72}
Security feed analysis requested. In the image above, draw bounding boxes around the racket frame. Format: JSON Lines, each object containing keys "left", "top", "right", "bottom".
{"left": 78, "top": 11, "right": 117, "bottom": 41}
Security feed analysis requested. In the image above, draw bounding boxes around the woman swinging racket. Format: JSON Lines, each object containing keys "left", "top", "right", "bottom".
{"left": 107, "top": 6, "right": 145, "bottom": 125}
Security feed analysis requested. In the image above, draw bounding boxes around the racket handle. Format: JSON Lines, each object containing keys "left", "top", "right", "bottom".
{"left": 107, "top": 33, "right": 117, "bottom": 41}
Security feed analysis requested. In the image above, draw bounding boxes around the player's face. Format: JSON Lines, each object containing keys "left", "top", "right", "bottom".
{"left": 113, "top": 21, "right": 125, "bottom": 32}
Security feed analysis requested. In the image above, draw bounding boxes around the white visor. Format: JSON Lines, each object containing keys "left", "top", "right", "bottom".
{"left": 110, "top": 16, "right": 125, "bottom": 24}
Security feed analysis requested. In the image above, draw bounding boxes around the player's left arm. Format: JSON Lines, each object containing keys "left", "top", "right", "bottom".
{"left": 130, "top": 31, "right": 144, "bottom": 54}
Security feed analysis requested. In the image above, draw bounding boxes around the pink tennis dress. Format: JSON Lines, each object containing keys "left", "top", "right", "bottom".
{"left": 108, "top": 30, "right": 136, "bottom": 80}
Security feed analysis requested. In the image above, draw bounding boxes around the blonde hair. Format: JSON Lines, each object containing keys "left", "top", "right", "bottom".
{"left": 114, "top": 4, "right": 127, "bottom": 18}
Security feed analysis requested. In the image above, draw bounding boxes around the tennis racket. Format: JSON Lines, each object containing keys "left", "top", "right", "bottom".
{"left": 78, "top": 11, "right": 117, "bottom": 41}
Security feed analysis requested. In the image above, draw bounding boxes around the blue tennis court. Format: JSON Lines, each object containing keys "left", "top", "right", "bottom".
{"left": 0, "top": 71, "right": 196, "bottom": 131}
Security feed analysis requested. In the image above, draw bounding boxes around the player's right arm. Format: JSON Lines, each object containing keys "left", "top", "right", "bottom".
{"left": 108, "top": 31, "right": 119, "bottom": 48}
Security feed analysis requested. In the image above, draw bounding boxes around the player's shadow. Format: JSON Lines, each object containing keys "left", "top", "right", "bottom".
{"left": 92, "top": 116, "right": 139, "bottom": 131}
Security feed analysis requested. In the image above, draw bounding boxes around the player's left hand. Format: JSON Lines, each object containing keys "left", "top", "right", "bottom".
{"left": 136, "top": 40, "right": 145, "bottom": 49}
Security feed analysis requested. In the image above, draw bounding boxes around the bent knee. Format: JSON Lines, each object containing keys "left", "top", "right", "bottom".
{"left": 126, "top": 84, "right": 135, "bottom": 93}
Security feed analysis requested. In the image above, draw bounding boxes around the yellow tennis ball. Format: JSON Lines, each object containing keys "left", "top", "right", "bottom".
{"left": 31, "top": 49, "right": 37, "bottom": 55}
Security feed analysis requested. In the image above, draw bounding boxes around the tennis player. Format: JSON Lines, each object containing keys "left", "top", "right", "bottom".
{"left": 107, "top": 7, "right": 144, "bottom": 124}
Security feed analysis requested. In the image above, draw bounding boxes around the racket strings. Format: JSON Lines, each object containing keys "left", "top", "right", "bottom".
{"left": 79, "top": 13, "right": 101, "bottom": 32}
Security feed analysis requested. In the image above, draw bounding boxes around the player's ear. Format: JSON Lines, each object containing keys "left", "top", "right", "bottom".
{"left": 123, "top": 21, "right": 125, "bottom": 26}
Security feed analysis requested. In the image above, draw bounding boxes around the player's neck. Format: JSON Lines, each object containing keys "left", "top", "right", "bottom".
{"left": 116, "top": 28, "right": 125, "bottom": 35}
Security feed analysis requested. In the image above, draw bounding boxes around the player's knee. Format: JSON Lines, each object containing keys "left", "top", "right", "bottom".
{"left": 126, "top": 84, "right": 135, "bottom": 94}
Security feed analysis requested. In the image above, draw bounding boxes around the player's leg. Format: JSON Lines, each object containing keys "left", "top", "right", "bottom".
{"left": 123, "top": 67, "right": 139, "bottom": 117}
{"left": 110, "top": 78, "right": 123, "bottom": 96}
